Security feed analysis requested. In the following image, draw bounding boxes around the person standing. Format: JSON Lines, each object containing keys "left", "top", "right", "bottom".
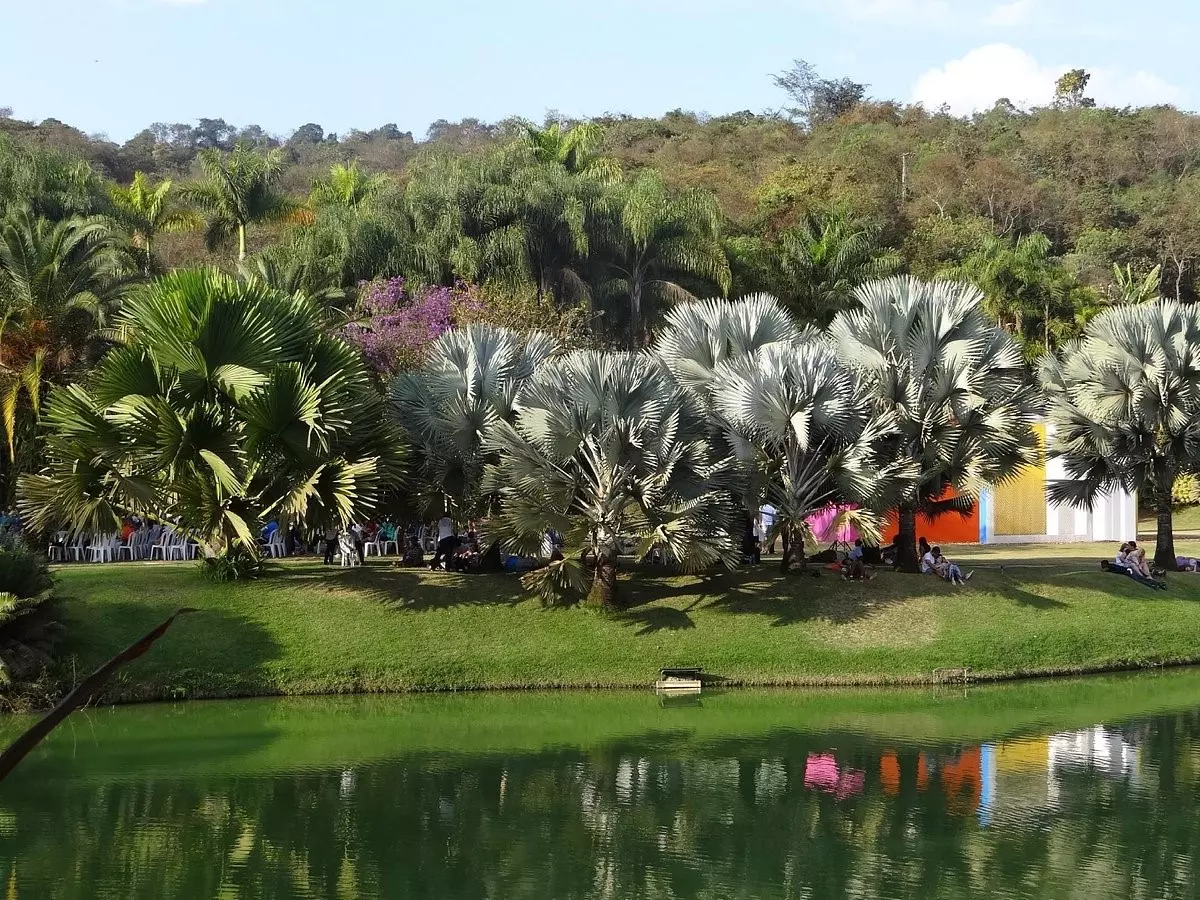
{"left": 323, "top": 524, "right": 339, "bottom": 565}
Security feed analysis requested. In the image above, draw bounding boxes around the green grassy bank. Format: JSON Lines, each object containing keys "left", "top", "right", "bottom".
{"left": 42, "top": 542, "right": 1200, "bottom": 704}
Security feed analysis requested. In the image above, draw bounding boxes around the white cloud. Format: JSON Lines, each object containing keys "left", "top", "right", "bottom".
{"left": 986, "top": 0, "right": 1036, "bottom": 27}
{"left": 911, "top": 44, "right": 1187, "bottom": 115}
{"left": 841, "top": 0, "right": 952, "bottom": 24}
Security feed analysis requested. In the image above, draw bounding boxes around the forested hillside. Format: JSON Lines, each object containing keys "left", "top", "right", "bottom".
{"left": 1, "top": 65, "right": 1196, "bottom": 500}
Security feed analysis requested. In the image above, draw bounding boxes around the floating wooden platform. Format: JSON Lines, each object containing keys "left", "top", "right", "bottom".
{"left": 655, "top": 667, "right": 703, "bottom": 694}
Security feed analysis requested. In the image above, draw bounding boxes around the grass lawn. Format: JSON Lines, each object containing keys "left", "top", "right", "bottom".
{"left": 44, "top": 540, "right": 1200, "bottom": 704}
{"left": 1138, "top": 505, "right": 1200, "bottom": 536}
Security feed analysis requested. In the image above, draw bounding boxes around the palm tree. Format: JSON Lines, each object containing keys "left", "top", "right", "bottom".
{"left": 0, "top": 207, "right": 134, "bottom": 473}
{"left": 830, "top": 276, "right": 1041, "bottom": 572}
{"left": 1041, "top": 300, "right": 1200, "bottom": 570}
{"left": 391, "top": 325, "right": 558, "bottom": 517}
{"left": 774, "top": 209, "right": 901, "bottom": 326}
{"left": 238, "top": 251, "right": 346, "bottom": 307}
{"left": 521, "top": 121, "right": 620, "bottom": 183}
{"left": 593, "top": 171, "right": 731, "bottom": 347}
{"left": 108, "top": 172, "right": 200, "bottom": 274}
{"left": 653, "top": 293, "right": 803, "bottom": 409}
{"left": 309, "top": 162, "right": 391, "bottom": 212}
{"left": 180, "top": 145, "right": 300, "bottom": 261}
{"left": 485, "top": 351, "right": 737, "bottom": 607}
{"left": 711, "top": 340, "right": 903, "bottom": 572}
{"left": 18, "top": 269, "right": 405, "bottom": 565}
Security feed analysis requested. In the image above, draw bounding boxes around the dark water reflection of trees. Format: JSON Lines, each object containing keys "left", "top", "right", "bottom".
{"left": 3, "top": 713, "right": 1200, "bottom": 899}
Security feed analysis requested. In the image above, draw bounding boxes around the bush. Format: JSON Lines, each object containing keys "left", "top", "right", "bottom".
{"left": 201, "top": 550, "right": 264, "bottom": 583}
{"left": 0, "top": 534, "right": 61, "bottom": 703}
{"left": 1174, "top": 474, "right": 1200, "bottom": 507}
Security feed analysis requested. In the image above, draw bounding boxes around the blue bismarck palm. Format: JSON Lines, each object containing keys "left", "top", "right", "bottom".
{"left": 484, "top": 350, "right": 738, "bottom": 607}
{"left": 18, "top": 269, "right": 405, "bottom": 563}
{"left": 831, "top": 276, "right": 1040, "bottom": 572}
{"left": 391, "top": 324, "right": 557, "bottom": 517}
{"left": 710, "top": 339, "right": 907, "bottom": 572}
{"left": 1041, "top": 299, "right": 1200, "bottom": 569}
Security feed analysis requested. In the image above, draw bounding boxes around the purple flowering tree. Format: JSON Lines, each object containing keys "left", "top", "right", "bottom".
{"left": 342, "top": 277, "right": 483, "bottom": 375}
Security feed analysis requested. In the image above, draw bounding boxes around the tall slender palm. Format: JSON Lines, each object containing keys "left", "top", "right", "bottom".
{"left": 309, "top": 162, "right": 391, "bottom": 212}
{"left": 0, "top": 207, "right": 134, "bottom": 469}
{"left": 831, "top": 276, "right": 1041, "bottom": 572}
{"left": 774, "top": 209, "right": 901, "bottom": 327}
{"left": 18, "top": 269, "right": 405, "bottom": 562}
{"left": 521, "top": 121, "right": 620, "bottom": 183}
{"left": 391, "top": 325, "right": 558, "bottom": 518}
{"left": 711, "top": 340, "right": 905, "bottom": 572}
{"left": 108, "top": 172, "right": 201, "bottom": 274}
{"left": 593, "top": 171, "right": 731, "bottom": 347}
{"left": 181, "top": 145, "right": 299, "bottom": 261}
{"left": 485, "top": 351, "right": 737, "bottom": 607}
{"left": 1041, "top": 300, "right": 1200, "bottom": 569}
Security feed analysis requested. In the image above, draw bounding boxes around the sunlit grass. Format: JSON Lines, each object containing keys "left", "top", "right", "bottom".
{"left": 47, "top": 544, "right": 1200, "bottom": 702}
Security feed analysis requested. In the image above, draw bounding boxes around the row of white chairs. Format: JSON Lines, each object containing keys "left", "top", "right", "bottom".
{"left": 48, "top": 528, "right": 199, "bottom": 563}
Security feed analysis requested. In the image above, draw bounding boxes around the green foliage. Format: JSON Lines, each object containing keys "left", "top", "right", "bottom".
{"left": 1173, "top": 474, "right": 1200, "bottom": 507}
{"left": 201, "top": 549, "right": 264, "bottom": 583}
{"left": 485, "top": 351, "right": 738, "bottom": 606}
{"left": 832, "top": 276, "right": 1041, "bottom": 568}
{"left": 108, "top": 172, "right": 200, "bottom": 273}
{"left": 18, "top": 269, "right": 406, "bottom": 562}
{"left": 0, "top": 533, "right": 60, "bottom": 697}
{"left": 1042, "top": 299, "right": 1200, "bottom": 567}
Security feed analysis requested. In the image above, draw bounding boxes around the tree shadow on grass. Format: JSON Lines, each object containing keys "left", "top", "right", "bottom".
{"left": 53, "top": 602, "right": 282, "bottom": 705}
{"left": 275, "top": 563, "right": 529, "bottom": 613}
{"left": 619, "top": 606, "right": 698, "bottom": 635}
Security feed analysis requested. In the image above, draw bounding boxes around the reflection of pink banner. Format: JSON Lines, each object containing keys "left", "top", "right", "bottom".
{"left": 805, "top": 504, "right": 859, "bottom": 544}
{"left": 804, "top": 752, "right": 866, "bottom": 800}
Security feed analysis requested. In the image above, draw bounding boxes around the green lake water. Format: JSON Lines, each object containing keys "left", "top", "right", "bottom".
{"left": 3, "top": 670, "right": 1200, "bottom": 899}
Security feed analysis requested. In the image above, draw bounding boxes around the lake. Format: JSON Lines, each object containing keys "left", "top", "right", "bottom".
{"left": 2, "top": 670, "right": 1200, "bottom": 899}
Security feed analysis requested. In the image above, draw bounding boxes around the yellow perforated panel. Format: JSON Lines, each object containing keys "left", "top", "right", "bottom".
{"left": 995, "top": 423, "right": 1047, "bottom": 536}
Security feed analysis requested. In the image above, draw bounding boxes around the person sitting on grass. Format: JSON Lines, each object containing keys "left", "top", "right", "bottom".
{"left": 1102, "top": 546, "right": 1166, "bottom": 589}
{"left": 1125, "top": 541, "right": 1160, "bottom": 579}
{"left": 401, "top": 536, "right": 425, "bottom": 567}
{"left": 922, "top": 545, "right": 971, "bottom": 585}
{"left": 842, "top": 539, "right": 875, "bottom": 581}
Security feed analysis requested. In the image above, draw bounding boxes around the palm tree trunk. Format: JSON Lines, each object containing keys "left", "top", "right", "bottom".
{"left": 587, "top": 551, "right": 619, "bottom": 607}
{"left": 238, "top": 223, "right": 247, "bottom": 261}
{"left": 897, "top": 503, "right": 920, "bottom": 573}
{"left": 781, "top": 524, "right": 804, "bottom": 574}
{"left": 629, "top": 281, "right": 642, "bottom": 349}
{"left": 144, "top": 234, "right": 153, "bottom": 276}
{"left": 1154, "top": 471, "right": 1178, "bottom": 571}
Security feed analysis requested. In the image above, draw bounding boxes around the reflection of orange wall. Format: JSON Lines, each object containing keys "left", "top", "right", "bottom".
{"left": 940, "top": 748, "right": 982, "bottom": 816}
{"left": 881, "top": 751, "right": 900, "bottom": 795}
{"left": 881, "top": 487, "right": 981, "bottom": 545}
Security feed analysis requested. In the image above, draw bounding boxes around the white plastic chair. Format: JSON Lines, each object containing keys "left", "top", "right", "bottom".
{"left": 363, "top": 536, "right": 381, "bottom": 557}
{"left": 47, "top": 531, "right": 67, "bottom": 562}
{"left": 89, "top": 533, "right": 117, "bottom": 563}
{"left": 338, "top": 533, "right": 360, "bottom": 567}
{"left": 67, "top": 534, "right": 87, "bottom": 562}
{"left": 381, "top": 532, "right": 399, "bottom": 556}
{"left": 118, "top": 533, "right": 137, "bottom": 561}
{"left": 267, "top": 533, "right": 287, "bottom": 558}
{"left": 150, "top": 530, "right": 170, "bottom": 560}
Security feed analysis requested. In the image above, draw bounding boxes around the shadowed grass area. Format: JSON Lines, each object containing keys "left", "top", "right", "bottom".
{"left": 41, "top": 540, "right": 1200, "bottom": 703}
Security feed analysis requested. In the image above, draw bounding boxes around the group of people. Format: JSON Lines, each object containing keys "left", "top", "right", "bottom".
{"left": 1102, "top": 541, "right": 1168, "bottom": 589}
{"left": 919, "top": 538, "right": 972, "bottom": 585}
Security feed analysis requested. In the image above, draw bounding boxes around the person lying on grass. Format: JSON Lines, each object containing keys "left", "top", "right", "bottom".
{"left": 921, "top": 545, "right": 972, "bottom": 585}
{"left": 1177, "top": 555, "right": 1200, "bottom": 572}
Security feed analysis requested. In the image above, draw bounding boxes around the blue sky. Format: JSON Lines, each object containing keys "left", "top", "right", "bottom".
{"left": 2, "top": 0, "right": 1196, "bottom": 141}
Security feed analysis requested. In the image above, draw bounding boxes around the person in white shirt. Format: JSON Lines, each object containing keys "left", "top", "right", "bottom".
{"left": 924, "top": 546, "right": 971, "bottom": 585}
{"left": 438, "top": 516, "right": 453, "bottom": 542}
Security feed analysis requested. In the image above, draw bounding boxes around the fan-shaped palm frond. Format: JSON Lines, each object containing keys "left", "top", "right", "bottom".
{"left": 485, "top": 350, "right": 738, "bottom": 606}
{"left": 18, "top": 269, "right": 405, "bottom": 565}
{"left": 1042, "top": 299, "right": 1200, "bottom": 568}
{"left": 391, "top": 324, "right": 557, "bottom": 517}
{"left": 831, "top": 275, "right": 1040, "bottom": 571}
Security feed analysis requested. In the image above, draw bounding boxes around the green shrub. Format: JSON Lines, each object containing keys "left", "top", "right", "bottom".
{"left": 0, "top": 534, "right": 61, "bottom": 701}
{"left": 201, "top": 550, "right": 264, "bottom": 583}
{"left": 1174, "top": 474, "right": 1200, "bottom": 507}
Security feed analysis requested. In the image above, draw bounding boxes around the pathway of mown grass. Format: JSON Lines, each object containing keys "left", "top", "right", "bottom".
{"left": 48, "top": 542, "right": 1200, "bottom": 702}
